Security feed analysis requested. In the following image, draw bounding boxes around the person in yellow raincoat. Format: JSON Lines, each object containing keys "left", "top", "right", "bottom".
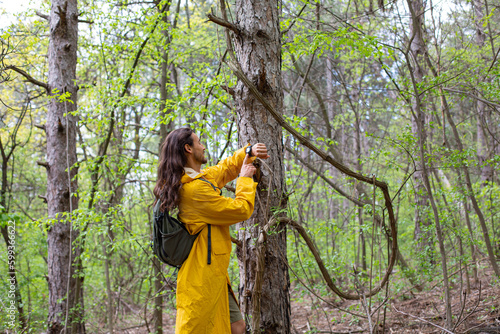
{"left": 153, "top": 127, "right": 270, "bottom": 334}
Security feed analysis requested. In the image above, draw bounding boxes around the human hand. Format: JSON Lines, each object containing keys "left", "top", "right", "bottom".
{"left": 251, "top": 143, "right": 270, "bottom": 159}
{"left": 240, "top": 153, "right": 257, "bottom": 178}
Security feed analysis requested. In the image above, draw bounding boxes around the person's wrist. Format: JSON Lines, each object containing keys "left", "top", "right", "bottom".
{"left": 245, "top": 144, "right": 253, "bottom": 157}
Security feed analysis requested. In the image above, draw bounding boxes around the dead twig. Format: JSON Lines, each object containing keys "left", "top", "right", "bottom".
{"left": 454, "top": 282, "right": 482, "bottom": 330}
{"left": 392, "top": 306, "right": 455, "bottom": 334}
{"left": 453, "top": 290, "right": 468, "bottom": 332}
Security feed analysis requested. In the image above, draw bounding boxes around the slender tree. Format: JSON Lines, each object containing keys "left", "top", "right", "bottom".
{"left": 473, "top": 0, "right": 494, "bottom": 184}
{"left": 408, "top": 0, "right": 433, "bottom": 254}
{"left": 406, "top": 0, "right": 452, "bottom": 326}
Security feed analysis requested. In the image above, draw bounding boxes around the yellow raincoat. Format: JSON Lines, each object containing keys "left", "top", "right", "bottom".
{"left": 175, "top": 146, "right": 257, "bottom": 334}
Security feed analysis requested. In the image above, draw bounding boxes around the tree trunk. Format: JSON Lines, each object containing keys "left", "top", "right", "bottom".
{"left": 46, "top": 0, "right": 83, "bottom": 332}
{"left": 417, "top": 12, "right": 500, "bottom": 277}
{"left": 407, "top": 0, "right": 452, "bottom": 327}
{"left": 233, "top": 0, "right": 291, "bottom": 332}
{"left": 102, "top": 234, "right": 114, "bottom": 334}
{"left": 353, "top": 96, "right": 367, "bottom": 272}
{"left": 408, "top": 0, "right": 433, "bottom": 254}
{"left": 441, "top": 97, "right": 500, "bottom": 277}
{"left": 473, "top": 0, "right": 494, "bottom": 184}
{"left": 463, "top": 199, "right": 479, "bottom": 283}
{"left": 431, "top": 167, "right": 471, "bottom": 293}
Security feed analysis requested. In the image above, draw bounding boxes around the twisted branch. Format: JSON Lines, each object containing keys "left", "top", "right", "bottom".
{"left": 211, "top": 0, "right": 398, "bottom": 302}
{"left": 226, "top": 57, "right": 398, "bottom": 300}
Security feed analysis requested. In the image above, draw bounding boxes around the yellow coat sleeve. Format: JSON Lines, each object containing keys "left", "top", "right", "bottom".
{"left": 181, "top": 176, "right": 257, "bottom": 227}
{"left": 203, "top": 145, "right": 254, "bottom": 188}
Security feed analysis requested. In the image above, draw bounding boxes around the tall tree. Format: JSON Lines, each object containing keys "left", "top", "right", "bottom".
{"left": 45, "top": 0, "right": 82, "bottom": 332}
{"left": 408, "top": 0, "right": 433, "bottom": 254}
{"left": 473, "top": 0, "right": 494, "bottom": 184}
{"left": 230, "top": 0, "right": 291, "bottom": 332}
{"left": 406, "top": 0, "right": 452, "bottom": 326}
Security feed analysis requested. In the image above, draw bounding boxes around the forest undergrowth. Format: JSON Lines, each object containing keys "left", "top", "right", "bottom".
{"left": 289, "top": 266, "right": 500, "bottom": 333}
{"left": 99, "top": 264, "right": 500, "bottom": 334}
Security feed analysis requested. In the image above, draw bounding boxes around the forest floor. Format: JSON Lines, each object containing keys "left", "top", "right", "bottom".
{"left": 289, "top": 277, "right": 500, "bottom": 333}
{"left": 115, "top": 269, "right": 500, "bottom": 334}
{"left": 288, "top": 268, "right": 500, "bottom": 334}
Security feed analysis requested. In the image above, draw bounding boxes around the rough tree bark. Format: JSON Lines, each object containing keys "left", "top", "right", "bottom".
{"left": 46, "top": 0, "right": 83, "bottom": 332}
{"left": 232, "top": 0, "right": 291, "bottom": 332}
{"left": 408, "top": 0, "right": 433, "bottom": 254}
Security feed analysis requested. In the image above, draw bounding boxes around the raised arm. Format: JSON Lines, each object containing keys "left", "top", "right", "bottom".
{"left": 180, "top": 176, "right": 257, "bottom": 226}
{"left": 203, "top": 145, "right": 248, "bottom": 188}
{"left": 204, "top": 143, "right": 269, "bottom": 188}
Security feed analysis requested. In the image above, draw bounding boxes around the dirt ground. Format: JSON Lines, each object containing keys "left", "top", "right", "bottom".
{"left": 288, "top": 278, "right": 500, "bottom": 333}
{"left": 287, "top": 268, "right": 500, "bottom": 334}
{"left": 108, "top": 270, "right": 500, "bottom": 334}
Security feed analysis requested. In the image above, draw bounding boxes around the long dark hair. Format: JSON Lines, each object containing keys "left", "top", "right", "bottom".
{"left": 153, "top": 127, "right": 194, "bottom": 212}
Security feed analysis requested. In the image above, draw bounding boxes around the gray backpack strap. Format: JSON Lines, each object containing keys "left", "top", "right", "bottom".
{"left": 207, "top": 225, "right": 211, "bottom": 264}
{"left": 197, "top": 178, "right": 222, "bottom": 265}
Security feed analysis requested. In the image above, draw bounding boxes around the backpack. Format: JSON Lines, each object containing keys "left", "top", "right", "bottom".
{"left": 152, "top": 178, "right": 221, "bottom": 268}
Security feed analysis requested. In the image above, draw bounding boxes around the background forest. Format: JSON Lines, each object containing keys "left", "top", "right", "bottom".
{"left": 0, "top": 0, "right": 499, "bottom": 332}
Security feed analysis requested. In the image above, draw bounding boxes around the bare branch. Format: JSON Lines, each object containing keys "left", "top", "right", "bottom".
{"left": 35, "top": 124, "right": 46, "bottom": 131}
{"left": 36, "top": 11, "right": 49, "bottom": 20}
{"left": 230, "top": 236, "right": 241, "bottom": 247}
{"left": 454, "top": 282, "right": 482, "bottom": 330}
{"left": 290, "top": 53, "right": 339, "bottom": 160}
{"left": 224, "top": 185, "right": 235, "bottom": 193}
{"left": 215, "top": 0, "right": 235, "bottom": 55}
{"left": 225, "top": 57, "right": 398, "bottom": 300}
{"left": 443, "top": 87, "right": 500, "bottom": 110}
{"left": 292, "top": 49, "right": 317, "bottom": 117}
{"left": 207, "top": 13, "right": 239, "bottom": 34}
{"left": 37, "top": 161, "right": 49, "bottom": 169}
{"left": 5, "top": 65, "right": 49, "bottom": 92}
{"left": 220, "top": 85, "right": 234, "bottom": 96}
{"left": 281, "top": 0, "right": 310, "bottom": 37}
{"left": 286, "top": 146, "right": 363, "bottom": 206}
{"left": 216, "top": 118, "right": 234, "bottom": 163}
